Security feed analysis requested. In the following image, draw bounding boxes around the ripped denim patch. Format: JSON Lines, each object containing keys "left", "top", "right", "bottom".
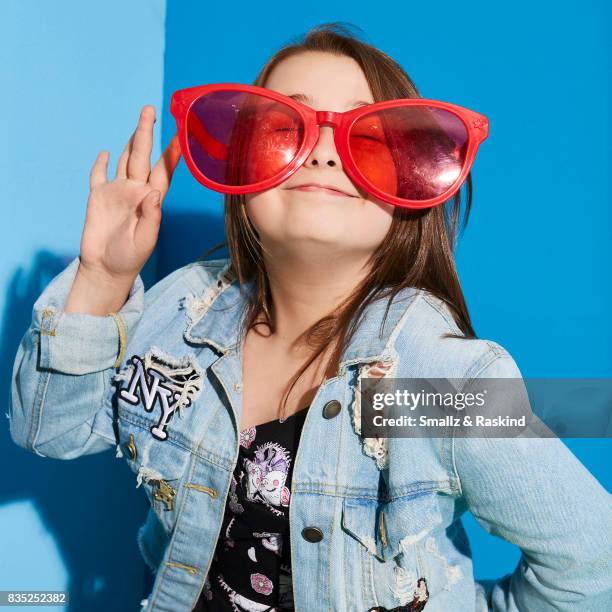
{"left": 367, "top": 577, "right": 429, "bottom": 611}
{"left": 350, "top": 349, "right": 399, "bottom": 469}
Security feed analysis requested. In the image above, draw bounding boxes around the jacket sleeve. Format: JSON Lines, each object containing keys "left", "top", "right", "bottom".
{"left": 8, "top": 255, "right": 147, "bottom": 459}
{"left": 453, "top": 350, "right": 612, "bottom": 611}
{"left": 10, "top": 253, "right": 211, "bottom": 461}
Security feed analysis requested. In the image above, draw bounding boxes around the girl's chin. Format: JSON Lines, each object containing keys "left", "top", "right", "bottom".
{"left": 263, "top": 230, "right": 348, "bottom": 248}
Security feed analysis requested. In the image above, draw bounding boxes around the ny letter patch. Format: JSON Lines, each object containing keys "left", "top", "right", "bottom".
{"left": 118, "top": 346, "right": 204, "bottom": 441}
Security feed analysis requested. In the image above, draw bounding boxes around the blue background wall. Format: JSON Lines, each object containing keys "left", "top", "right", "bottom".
{"left": 2, "top": 0, "right": 609, "bottom": 609}
{"left": 0, "top": 2, "right": 166, "bottom": 610}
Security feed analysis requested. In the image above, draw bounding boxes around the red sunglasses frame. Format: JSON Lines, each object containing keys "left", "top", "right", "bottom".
{"left": 170, "top": 83, "right": 489, "bottom": 210}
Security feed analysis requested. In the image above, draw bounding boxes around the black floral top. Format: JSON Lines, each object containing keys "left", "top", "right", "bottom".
{"left": 193, "top": 405, "right": 309, "bottom": 611}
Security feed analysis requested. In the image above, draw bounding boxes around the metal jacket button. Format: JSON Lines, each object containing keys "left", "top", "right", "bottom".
{"left": 322, "top": 399, "right": 342, "bottom": 419}
{"left": 302, "top": 526, "right": 324, "bottom": 542}
{"left": 154, "top": 480, "right": 176, "bottom": 511}
{"left": 379, "top": 510, "right": 388, "bottom": 548}
{"left": 126, "top": 433, "right": 137, "bottom": 460}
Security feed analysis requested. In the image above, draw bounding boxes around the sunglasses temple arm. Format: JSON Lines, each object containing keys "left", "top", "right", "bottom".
{"left": 188, "top": 113, "right": 229, "bottom": 161}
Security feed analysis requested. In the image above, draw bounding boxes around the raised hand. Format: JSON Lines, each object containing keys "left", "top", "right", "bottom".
{"left": 65, "top": 105, "right": 182, "bottom": 315}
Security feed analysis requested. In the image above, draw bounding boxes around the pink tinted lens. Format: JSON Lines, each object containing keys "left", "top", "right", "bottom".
{"left": 186, "top": 90, "right": 304, "bottom": 187}
{"left": 349, "top": 105, "right": 469, "bottom": 201}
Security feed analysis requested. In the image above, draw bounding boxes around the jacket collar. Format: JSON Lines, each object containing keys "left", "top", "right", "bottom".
{"left": 182, "top": 260, "right": 422, "bottom": 370}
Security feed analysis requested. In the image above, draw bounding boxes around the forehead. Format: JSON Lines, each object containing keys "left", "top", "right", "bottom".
{"left": 263, "top": 51, "right": 374, "bottom": 112}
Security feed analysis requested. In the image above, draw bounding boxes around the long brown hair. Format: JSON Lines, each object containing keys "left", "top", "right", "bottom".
{"left": 199, "top": 22, "right": 478, "bottom": 419}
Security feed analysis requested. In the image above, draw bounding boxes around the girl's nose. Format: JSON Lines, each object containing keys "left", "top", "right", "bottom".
{"left": 304, "top": 125, "right": 340, "bottom": 168}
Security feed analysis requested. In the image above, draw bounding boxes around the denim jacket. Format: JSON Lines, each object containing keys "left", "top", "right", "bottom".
{"left": 9, "top": 255, "right": 612, "bottom": 612}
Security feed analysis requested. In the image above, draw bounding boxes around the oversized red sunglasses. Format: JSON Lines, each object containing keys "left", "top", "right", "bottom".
{"left": 170, "top": 83, "right": 489, "bottom": 210}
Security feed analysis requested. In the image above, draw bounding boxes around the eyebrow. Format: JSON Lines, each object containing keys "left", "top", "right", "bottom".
{"left": 287, "top": 93, "right": 371, "bottom": 108}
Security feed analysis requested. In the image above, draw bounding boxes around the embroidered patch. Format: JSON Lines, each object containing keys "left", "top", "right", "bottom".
{"left": 117, "top": 346, "right": 204, "bottom": 441}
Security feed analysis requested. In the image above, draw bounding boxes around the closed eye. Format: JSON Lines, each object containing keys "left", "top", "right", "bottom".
{"left": 352, "top": 134, "right": 385, "bottom": 143}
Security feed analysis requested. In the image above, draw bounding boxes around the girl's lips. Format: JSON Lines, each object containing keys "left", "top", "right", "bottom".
{"left": 289, "top": 185, "right": 353, "bottom": 197}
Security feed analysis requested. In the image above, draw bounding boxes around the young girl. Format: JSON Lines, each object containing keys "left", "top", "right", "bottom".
{"left": 10, "top": 23, "right": 611, "bottom": 612}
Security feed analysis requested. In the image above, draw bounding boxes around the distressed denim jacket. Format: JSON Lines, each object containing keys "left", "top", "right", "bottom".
{"left": 9, "top": 255, "right": 612, "bottom": 612}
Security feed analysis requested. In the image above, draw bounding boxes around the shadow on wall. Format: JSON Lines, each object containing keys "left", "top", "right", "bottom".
{"left": 2, "top": 211, "right": 225, "bottom": 610}
{"left": 157, "top": 208, "right": 227, "bottom": 277}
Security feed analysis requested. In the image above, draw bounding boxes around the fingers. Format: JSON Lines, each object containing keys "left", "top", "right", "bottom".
{"left": 115, "top": 105, "right": 155, "bottom": 181}
{"left": 114, "top": 130, "right": 135, "bottom": 180}
{"left": 126, "top": 105, "right": 156, "bottom": 182}
{"left": 149, "top": 132, "right": 182, "bottom": 199}
{"left": 90, "top": 150, "right": 109, "bottom": 190}
{"left": 134, "top": 189, "right": 162, "bottom": 252}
